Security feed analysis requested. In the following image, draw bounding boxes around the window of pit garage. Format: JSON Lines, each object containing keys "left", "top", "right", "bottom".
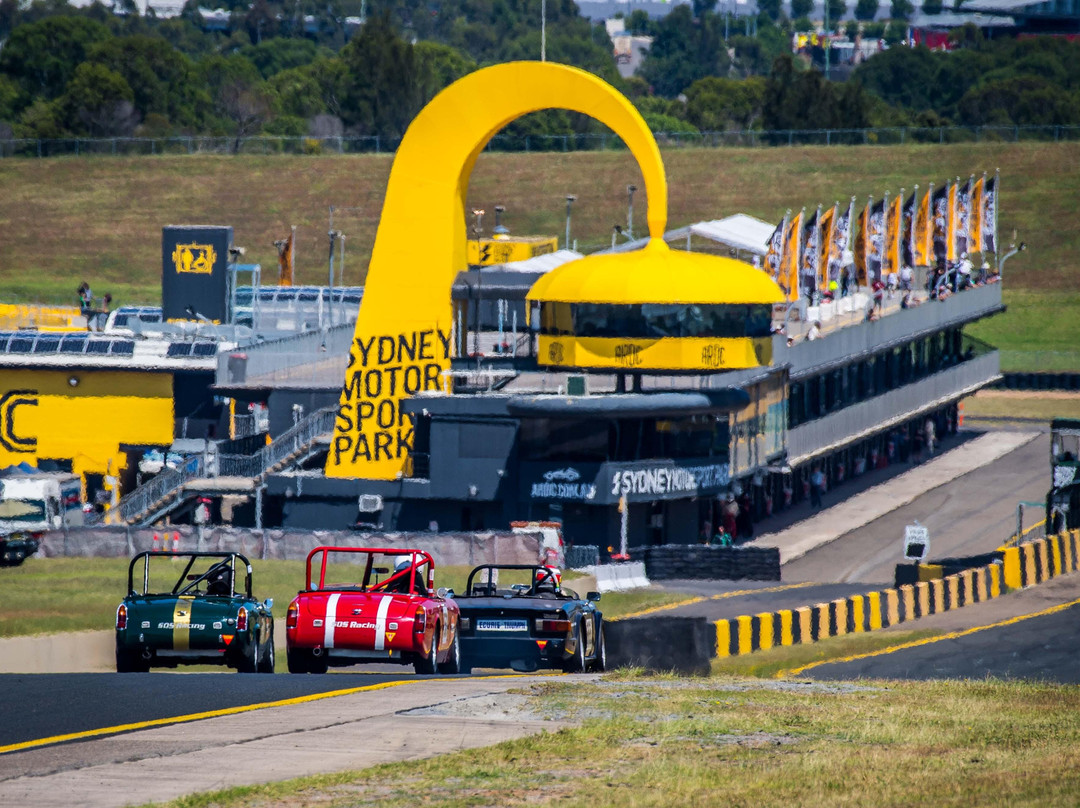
{"left": 538, "top": 302, "right": 773, "bottom": 339}
{"left": 519, "top": 416, "right": 729, "bottom": 463}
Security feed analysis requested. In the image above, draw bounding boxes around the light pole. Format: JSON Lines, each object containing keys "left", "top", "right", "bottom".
{"left": 997, "top": 241, "right": 1026, "bottom": 279}
{"left": 565, "top": 195, "right": 577, "bottom": 250}
{"left": 541, "top": 0, "right": 546, "bottom": 61}
{"left": 627, "top": 184, "right": 637, "bottom": 241}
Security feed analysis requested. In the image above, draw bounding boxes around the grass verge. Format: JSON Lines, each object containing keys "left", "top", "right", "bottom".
{"left": 140, "top": 673, "right": 1080, "bottom": 808}
{"left": 0, "top": 558, "right": 690, "bottom": 638}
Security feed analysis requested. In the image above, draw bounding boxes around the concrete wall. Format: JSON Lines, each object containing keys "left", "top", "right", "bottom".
{"left": 38, "top": 526, "right": 543, "bottom": 567}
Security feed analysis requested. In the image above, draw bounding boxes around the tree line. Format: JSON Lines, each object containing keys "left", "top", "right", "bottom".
{"left": 1, "top": 0, "right": 1078, "bottom": 146}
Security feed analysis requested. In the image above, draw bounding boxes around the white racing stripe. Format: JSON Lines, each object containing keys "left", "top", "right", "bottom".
{"left": 323, "top": 593, "right": 341, "bottom": 649}
{"left": 374, "top": 595, "right": 392, "bottom": 651}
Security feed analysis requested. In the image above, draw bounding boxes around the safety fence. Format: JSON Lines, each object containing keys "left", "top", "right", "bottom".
{"left": 4, "top": 124, "right": 1079, "bottom": 159}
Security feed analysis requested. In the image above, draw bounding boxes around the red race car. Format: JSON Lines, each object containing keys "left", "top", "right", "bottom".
{"left": 286, "top": 546, "right": 461, "bottom": 675}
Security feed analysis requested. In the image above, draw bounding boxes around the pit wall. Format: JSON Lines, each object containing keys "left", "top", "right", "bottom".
{"left": 715, "top": 531, "right": 1080, "bottom": 658}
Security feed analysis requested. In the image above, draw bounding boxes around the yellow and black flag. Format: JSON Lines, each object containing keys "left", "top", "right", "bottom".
{"left": 981, "top": 171, "right": 998, "bottom": 254}
{"left": 884, "top": 190, "right": 904, "bottom": 277}
{"left": 854, "top": 197, "right": 870, "bottom": 287}
{"left": 867, "top": 196, "right": 887, "bottom": 283}
{"left": 957, "top": 176, "right": 973, "bottom": 256}
{"left": 819, "top": 203, "right": 836, "bottom": 291}
{"left": 969, "top": 173, "right": 984, "bottom": 254}
{"left": 947, "top": 178, "right": 959, "bottom": 262}
{"left": 764, "top": 213, "right": 787, "bottom": 287}
{"left": 931, "top": 182, "right": 949, "bottom": 267}
{"left": 914, "top": 182, "right": 932, "bottom": 267}
{"left": 801, "top": 206, "right": 821, "bottom": 300}
{"left": 782, "top": 209, "right": 803, "bottom": 302}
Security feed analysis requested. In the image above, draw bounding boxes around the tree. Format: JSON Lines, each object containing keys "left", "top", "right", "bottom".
{"left": 414, "top": 41, "right": 476, "bottom": 105}
{"left": 240, "top": 38, "right": 326, "bottom": 79}
{"left": 826, "top": 0, "right": 847, "bottom": 27}
{"left": 339, "top": 12, "right": 422, "bottom": 139}
{"left": 0, "top": 16, "right": 110, "bottom": 100}
{"left": 684, "top": 75, "right": 765, "bottom": 130}
{"left": 59, "top": 62, "right": 138, "bottom": 136}
{"left": 890, "top": 0, "right": 915, "bottom": 20}
{"left": 854, "top": 0, "right": 879, "bottom": 21}
{"left": 791, "top": 0, "right": 814, "bottom": 19}
{"left": 639, "top": 5, "right": 730, "bottom": 97}
{"left": 757, "top": 0, "right": 783, "bottom": 22}
{"left": 852, "top": 44, "right": 938, "bottom": 111}
{"left": 921, "top": 0, "right": 943, "bottom": 13}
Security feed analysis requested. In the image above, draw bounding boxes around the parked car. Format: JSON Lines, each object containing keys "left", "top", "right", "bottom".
{"left": 115, "top": 551, "right": 275, "bottom": 673}
{"left": 455, "top": 564, "right": 605, "bottom": 673}
{"left": 285, "top": 546, "right": 461, "bottom": 675}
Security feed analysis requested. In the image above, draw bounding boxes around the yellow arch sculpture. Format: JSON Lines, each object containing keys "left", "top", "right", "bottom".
{"left": 326, "top": 61, "right": 668, "bottom": 480}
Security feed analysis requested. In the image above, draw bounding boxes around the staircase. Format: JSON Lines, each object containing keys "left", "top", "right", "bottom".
{"left": 106, "top": 406, "right": 338, "bottom": 526}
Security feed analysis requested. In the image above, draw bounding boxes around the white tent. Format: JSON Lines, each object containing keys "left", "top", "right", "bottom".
{"left": 689, "top": 214, "right": 776, "bottom": 257}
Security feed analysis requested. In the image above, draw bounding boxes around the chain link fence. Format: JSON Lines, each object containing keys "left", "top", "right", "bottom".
{"left": 3, "top": 124, "right": 1079, "bottom": 159}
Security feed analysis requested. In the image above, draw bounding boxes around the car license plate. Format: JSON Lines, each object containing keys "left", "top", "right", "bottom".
{"left": 476, "top": 619, "right": 528, "bottom": 631}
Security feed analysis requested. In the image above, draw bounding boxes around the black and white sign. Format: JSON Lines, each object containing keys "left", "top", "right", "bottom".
{"left": 525, "top": 459, "right": 730, "bottom": 504}
{"left": 903, "top": 523, "right": 930, "bottom": 562}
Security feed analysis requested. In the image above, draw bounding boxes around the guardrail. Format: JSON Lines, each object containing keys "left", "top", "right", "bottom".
{"left": 4, "top": 124, "right": 1079, "bottom": 159}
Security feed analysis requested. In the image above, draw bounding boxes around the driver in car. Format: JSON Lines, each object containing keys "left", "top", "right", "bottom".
{"left": 386, "top": 555, "right": 428, "bottom": 597}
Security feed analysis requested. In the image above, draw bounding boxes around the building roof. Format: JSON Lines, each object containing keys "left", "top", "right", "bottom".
{"left": 499, "top": 249, "right": 583, "bottom": 274}
{"left": 526, "top": 238, "right": 785, "bottom": 306}
{"left": 689, "top": 214, "right": 777, "bottom": 257}
{"left": 910, "top": 10, "right": 1017, "bottom": 26}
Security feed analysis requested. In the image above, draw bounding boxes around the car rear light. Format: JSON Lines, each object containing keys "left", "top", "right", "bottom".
{"left": 414, "top": 606, "right": 427, "bottom": 634}
{"left": 116, "top": 604, "right": 127, "bottom": 630}
{"left": 237, "top": 607, "right": 248, "bottom": 632}
{"left": 459, "top": 617, "right": 471, "bottom": 631}
{"left": 535, "top": 618, "right": 572, "bottom": 633}
{"left": 286, "top": 603, "right": 298, "bottom": 629}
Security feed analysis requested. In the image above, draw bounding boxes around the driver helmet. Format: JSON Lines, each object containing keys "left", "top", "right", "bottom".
{"left": 535, "top": 565, "right": 562, "bottom": 590}
{"left": 394, "top": 555, "right": 412, "bottom": 573}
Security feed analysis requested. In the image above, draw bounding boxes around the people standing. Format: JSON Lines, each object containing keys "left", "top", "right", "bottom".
{"left": 925, "top": 417, "right": 937, "bottom": 457}
{"left": 810, "top": 466, "right": 825, "bottom": 509}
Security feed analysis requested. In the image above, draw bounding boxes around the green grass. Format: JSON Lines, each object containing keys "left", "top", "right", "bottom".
{"left": 964, "top": 391, "right": 1080, "bottom": 422}
{"left": 3, "top": 143, "right": 1079, "bottom": 364}
{"left": 141, "top": 673, "right": 1080, "bottom": 808}
{"left": 0, "top": 557, "right": 688, "bottom": 638}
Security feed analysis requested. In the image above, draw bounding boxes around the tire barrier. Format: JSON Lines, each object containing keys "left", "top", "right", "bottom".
{"left": 565, "top": 544, "right": 600, "bottom": 570}
{"left": 714, "top": 531, "right": 1080, "bottom": 658}
{"left": 644, "top": 545, "right": 781, "bottom": 582}
{"left": 606, "top": 616, "right": 716, "bottom": 676}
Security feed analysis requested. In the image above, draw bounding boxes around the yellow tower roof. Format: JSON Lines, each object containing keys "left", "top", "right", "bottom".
{"left": 526, "top": 238, "right": 785, "bottom": 306}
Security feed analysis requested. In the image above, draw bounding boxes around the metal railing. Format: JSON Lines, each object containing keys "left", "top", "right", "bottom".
{"left": 217, "top": 323, "right": 354, "bottom": 386}
{"left": 5, "top": 124, "right": 1079, "bottom": 159}
{"left": 99, "top": 454, "right": 206, "bottom": 525}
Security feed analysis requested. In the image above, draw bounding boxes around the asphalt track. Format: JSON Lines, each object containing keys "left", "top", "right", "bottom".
{"left": 794, "top": 598, "right": 1080, "bottom": 683}
{"left": 0, "top": 671, "right": 461, "bottom": 749}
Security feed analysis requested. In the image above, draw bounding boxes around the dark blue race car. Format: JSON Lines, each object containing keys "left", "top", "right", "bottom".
{"left": 455, "top": 564, "right": 606, "bottom": 674}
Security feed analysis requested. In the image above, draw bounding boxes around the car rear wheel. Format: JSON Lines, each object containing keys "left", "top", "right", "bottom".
{"left": 287, "top": 647, "right": 327, "bottom": 674}
{"left": 414, "top": 626, "right": 439, "bottom": 675}
{"left": 116, "top": 647, "right": 149, "bottom": 673}
{"left": 588, "top": 623, "right": 606, "bottom": 673}
{"left": 258, "top": 629, "right": 275, "bottom": 673}
{"left": 437, "top": 627, "right": 461, "bottom": 675}
{"left": 237, "top": 637, "right": 259, "bottom": 673}
{"left": 562, "top": 621, "right": 586, "bottom": 673}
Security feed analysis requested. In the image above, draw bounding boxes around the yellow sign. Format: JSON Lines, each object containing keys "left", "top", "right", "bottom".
{"left": 172, "top": 243, "right": 217, "bottom": 274}
{"left": 326, "top": 62, "right": 668, "bottom": 480}
{"left": 0, "top": 369, "right": 174, "bottom": 480}
{"left": 537, "top": 335, "right": 773, "bottom": 372}
{"left": 467, "top": 236, "right": 558, "bottom": 266}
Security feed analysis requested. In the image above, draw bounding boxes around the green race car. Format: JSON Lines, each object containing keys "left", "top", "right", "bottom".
{"left": 115, "top": 551, "right": 275, "bottom": 673}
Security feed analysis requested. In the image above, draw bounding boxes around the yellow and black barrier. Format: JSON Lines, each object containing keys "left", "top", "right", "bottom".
{"left": 715, "top": 530, "right": 1080, "bottom": 658}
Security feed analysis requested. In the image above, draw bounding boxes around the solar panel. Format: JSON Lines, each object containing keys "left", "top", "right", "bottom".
{"left": 0, "top": 334, "right": 10, "bottom": 352}
{"left": 10, "top": 336, "right": 34, "bottom": 352}
{"left": 36, "top": 337, "right": 61, "bottom": 353}
{"left": 87, "top": 340, "right": 111, "bottom": 354}
{"left": 60, "top": 335, "right": 88, "bottom": 353}
{"left": 192, "top": 343, "right": 216, "bottom": 357}
{"left": 112, "top": 315, "right": 130, "bottom": 327}
{"left": 166, "top": 343, "right": 192, "bottom": 357}
{"left": 110, "top": 341, "right": 135, "bottom": 356}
